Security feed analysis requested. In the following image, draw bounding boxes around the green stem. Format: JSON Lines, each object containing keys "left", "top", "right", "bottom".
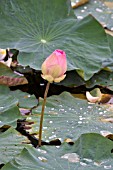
{"left": 38, "top": 82, "right": 50, "bottom": 147}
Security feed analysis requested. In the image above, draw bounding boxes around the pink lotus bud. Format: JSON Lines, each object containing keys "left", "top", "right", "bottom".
{"left": 41, "top": 49, "right": 67, "bottom": 83}
{"left": 0, "top": 48, "right": 6, "bottom": 61}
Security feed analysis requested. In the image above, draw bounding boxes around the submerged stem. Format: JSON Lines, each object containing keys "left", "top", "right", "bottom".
{"left": 38, "top": 82, "right": 50, "bottom": 147}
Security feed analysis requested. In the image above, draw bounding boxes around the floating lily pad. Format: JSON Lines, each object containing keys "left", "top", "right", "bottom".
{"left": 0, "top": 0, "right": 111, "bottom": 80}
{"left": 11, "top": 90, "right": 38, "bottom": 109}
{"left": 86, "top": 70, "right": 113, "bottom": 89}
{"left": 0, "top": 127, "right": 27, "bottom": 164}
{"left": 106, "top": 34, "right": 113, "bottom": 71}
{"left": 58, "top": 70, "right": 85, "bottom": 87}
{"left": 0, "top": 85, "right": 22, "bottom": 127}
{"left": 26, "top": 92, "right": 113, "bottom": 142}
{"left": 2, "top": 133, "right": 113, "bottom": 170}
{"left": 0, "top": 63, "right": 17, "bottom": 77}
{"left": 72, "top": 0, "right": 113, "bottom": 30}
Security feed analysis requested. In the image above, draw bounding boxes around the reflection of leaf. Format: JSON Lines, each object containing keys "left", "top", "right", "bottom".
{"left": 0, "top": 0, "right": 111, "bottom": 80}
{"left": 2, "top": 133, "right": 113, "bottom": 170}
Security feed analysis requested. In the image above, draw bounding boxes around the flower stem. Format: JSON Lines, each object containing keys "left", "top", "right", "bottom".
{"left": 38, "top": 82, "right": 50, "bottom": 147}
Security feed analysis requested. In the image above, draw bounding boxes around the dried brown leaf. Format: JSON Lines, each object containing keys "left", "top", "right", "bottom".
{"left": 19, "top": 108, "right": 31, "bottom": 115}
{"left": 100, "top": 117, "right": 113, "bottom": 123}
{"left": 72, "top": 0, "right": 89, "bottom": 9}
{"left": 104, "top": 2, "right": 113, "bottom": 9}
{"left": 105, "top": 29, "right": 113, "bottom": 36}
{"left": 86, "top": 91, "right": 100, "bottom": 103}
{"left": 99, "top": 94, "right": 112, "bottom": 104}
{"left": 106, "top": 134, "right": 113, "bottom": 141}
{"left": 0, "top": 76, "right": 28, "bottom": 86}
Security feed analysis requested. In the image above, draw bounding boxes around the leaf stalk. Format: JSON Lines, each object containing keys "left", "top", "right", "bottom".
{"left": 38, "top": 82, "right": 50, "bottom": 147}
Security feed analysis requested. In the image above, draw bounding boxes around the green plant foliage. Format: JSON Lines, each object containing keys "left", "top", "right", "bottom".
{"left": 27, "top": 92, "right": 113, "bottom": 141}
{"left": 86, "top": 33, "right": 113, "bottom": 89}
{"left": 1, "top": 1, "right": 113, "bottom": 169}
{"left": 106, "top": 35, "right": 113, "bottom": 70}
{"left": 0, "top": 127, "right": 27, "bottom": 164}
{"left": 0, "top": 85, "right": 22, "bottom": 127}
{"left": 2, "top": 133, "right": 113, "bottom": 170}
{"left": 108, "top": 34, "right": 113, "bottom": 58}
{"left": 72, "top": 0, "right": 113, "bottom": 29}
{"left": 11, "top": 90, "right": 38, "bottom": 109}
{"left": 0, "top": 0, "right": 111, "bottom": 80}
{"left": 86, "top": 70, "right": 113, "bottom": 88}
{"left": 58, "top": 70, "right": 85, "bottom": 87}
{"left": 0, "top": 63, "right": 19, "bottom": 77}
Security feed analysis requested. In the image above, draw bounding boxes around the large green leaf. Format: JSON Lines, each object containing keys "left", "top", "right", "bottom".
{"left": 0, "top": 85, "right": 22, "bottom": 127}
{"left": 108, "top": 34, "right": 113, "bottom": 57}
{"left": 11, "top": 90, "right": 38, "bottom": 109}
{"left": 2, "top": 133, "right": 113, "bottom": 170}
{"left": 0, "top": 127, "right": 27, "bottom": 164}
{"left": 86, "top": 35, "right": 113, "bottom": 89}
{"left": 27, "top": 92, "right": 113, "bottom": 141}
{"left": 58, "top": 70, "right": 85, "bottom": 87}
{"left": 0, "top": 0, "right": 111, "bottom": 80}
{"left": 0, "top": 63, "right": 18, "bottom": 77}
{"left": 86, "top": 70, "right": 113, "bottom": 88}
{"left": 105, "top": 34, "right": 113, "bottom": 71}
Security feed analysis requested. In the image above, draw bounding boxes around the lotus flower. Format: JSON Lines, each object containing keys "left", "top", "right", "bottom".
{"left": 41, "top": 49, "right": 67, "bottom": 83}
